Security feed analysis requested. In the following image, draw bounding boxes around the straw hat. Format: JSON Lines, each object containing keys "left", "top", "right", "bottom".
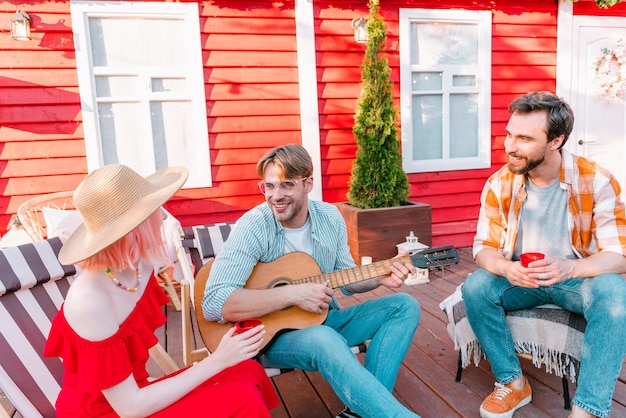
{"left": 58, "top": 164, "right": 188, "bottom": 265}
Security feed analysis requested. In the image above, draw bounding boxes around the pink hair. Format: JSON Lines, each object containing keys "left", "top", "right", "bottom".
{"left": 78, "top": 210, "right": 170, "bottom": 271}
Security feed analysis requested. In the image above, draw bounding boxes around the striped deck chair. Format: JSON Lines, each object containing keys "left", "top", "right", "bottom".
{"left": 0, "top": 238, "right": 75, "bottom": 418}
{"left": 173, "top": 222, "right": 236, "bottom": 367}
{"left": 0, "top": 238, "right": 179, "bottom": 418}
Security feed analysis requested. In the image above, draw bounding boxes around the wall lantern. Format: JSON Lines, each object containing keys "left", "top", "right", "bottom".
{"left": 10, "top": 10, "right": 33, "bottom": 41}
{"left": 351, "top": 17, "right": 368, "bottom": 44}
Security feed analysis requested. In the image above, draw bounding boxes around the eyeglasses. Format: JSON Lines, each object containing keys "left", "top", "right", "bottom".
{"left": 258, "top": 177, "right": 308, "bottom": 196}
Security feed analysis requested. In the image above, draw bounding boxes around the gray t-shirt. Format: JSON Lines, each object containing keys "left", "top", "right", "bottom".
{"left": 513, "top": 177, "right": 576, "bottom": 261}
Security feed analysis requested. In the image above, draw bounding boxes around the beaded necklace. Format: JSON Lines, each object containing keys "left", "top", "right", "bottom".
{"left": 105, "top": 268, "right": 142, "bottom": 292}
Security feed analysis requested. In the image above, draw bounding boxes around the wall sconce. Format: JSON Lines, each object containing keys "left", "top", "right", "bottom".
{"left": 10, "top": 10, "right": 33, "bottom": 41}
{"left": 351, "top": 17, "right": 368, "bottom": 44}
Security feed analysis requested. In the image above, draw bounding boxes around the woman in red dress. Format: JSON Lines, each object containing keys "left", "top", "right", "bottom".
{"left": 44, "top": 164, "right": 278, "bottom": 417}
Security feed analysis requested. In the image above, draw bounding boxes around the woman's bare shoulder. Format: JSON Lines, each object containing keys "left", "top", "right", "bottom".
{"left": 64, "top": 271, "right": 120, "bottom": 341}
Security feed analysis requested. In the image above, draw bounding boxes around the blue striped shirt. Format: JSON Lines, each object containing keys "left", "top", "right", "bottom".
{"left": 201, "top": 200, "right": 356, "bottom": 322}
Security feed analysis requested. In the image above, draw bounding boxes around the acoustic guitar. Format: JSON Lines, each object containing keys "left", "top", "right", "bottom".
{"left": 193, "top": 246, "right": 458, "bottom": 353}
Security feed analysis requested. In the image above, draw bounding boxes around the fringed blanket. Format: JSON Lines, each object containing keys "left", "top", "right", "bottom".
{"left": 440, "top": 285, "right": 587, "bottom": 382}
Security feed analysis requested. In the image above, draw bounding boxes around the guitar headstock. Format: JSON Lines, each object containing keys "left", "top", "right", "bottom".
{"left": 410, "top": 246, "right": 459, "bottom": 269}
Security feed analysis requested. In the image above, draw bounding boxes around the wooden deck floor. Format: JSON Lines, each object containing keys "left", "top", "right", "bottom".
{"left": 3, "top": 247, "right": 626, "bottom": 417}
{"left": 154, "top": 246, "right": 626, "bottom": 418}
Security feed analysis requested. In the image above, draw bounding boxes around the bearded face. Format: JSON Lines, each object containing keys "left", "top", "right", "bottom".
{"left": 504, "top": 112, "right": 551, "bottom": 175}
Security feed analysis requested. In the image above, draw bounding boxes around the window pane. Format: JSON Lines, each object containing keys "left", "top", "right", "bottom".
{"left": 152, "top": 78, "right": 187, "bottom": 93}
{"left": 98, "top": 102, "right": 144, "bottom": 166}
{"left": 412, "top": 95, "right": 442, "bottom": 160}
{"left": 450, "top": 94, "right": 478, "bottom": 158}
{"left": 410, "top": 22, "right": 479, "bottom": 66}
{"left": 95, "top": 75, "right": 139, "bottom": 97}
{"left": 453, "top": 75, "right": 476, "bottom": 87}
{"left": 151, "top": 101, "right": 194, "bottom": 170}
{"left": 89, "top": 17, "right": 186, "bottom": 67}
{"left": 412, "top": 72, "right": 442, "bottom": 90}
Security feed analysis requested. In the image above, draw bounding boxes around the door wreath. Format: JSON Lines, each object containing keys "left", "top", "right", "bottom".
{"left": 593, "top": 42, "right": 626, "bottom": 100}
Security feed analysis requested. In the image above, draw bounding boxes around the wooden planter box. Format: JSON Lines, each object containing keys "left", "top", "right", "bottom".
{"left": 335, "top": 201, "right": 432, "bottom": 263}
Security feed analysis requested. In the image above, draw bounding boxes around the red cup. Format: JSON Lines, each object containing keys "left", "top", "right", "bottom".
{"left": 520, "top": 252, "right": 545, "bottom": 267}
{"left": 234, "top": 319, "right": 262, "bottom": 335}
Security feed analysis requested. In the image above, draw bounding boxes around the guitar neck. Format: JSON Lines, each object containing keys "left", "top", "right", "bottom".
{"left": 293, "top": 255, "right": 411, "bottom": 289}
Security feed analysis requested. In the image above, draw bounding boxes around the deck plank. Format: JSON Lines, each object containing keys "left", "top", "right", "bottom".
{"left": 272, "top": 370, "right": 333, "bottom": 417}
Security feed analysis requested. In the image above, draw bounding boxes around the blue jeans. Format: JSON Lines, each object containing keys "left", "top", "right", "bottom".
{"left": 259, "top": 293, "right": 420, "bottom": 418}
{"left": 462, "top": 269, "right": 626, "bottom": 418}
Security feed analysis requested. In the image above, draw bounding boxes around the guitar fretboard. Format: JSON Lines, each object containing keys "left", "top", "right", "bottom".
{"left": 293, "top": 255, "right": 411, "bottom": 289}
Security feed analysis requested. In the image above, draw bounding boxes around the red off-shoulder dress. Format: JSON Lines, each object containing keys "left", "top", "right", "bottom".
{"left": 44, "top": 273, "right": 278, "bottom": 417}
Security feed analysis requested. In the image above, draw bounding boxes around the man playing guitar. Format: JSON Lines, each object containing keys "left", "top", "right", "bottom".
{"left": 201, "top": 144, "right": 420, "bottom": 418}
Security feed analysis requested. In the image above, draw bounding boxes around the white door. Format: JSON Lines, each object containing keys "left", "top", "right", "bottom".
{"left": 560, "top": 13, "right": 626, "bottom": 201}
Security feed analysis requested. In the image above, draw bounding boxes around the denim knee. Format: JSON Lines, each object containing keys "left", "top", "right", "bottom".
{"left": 298, "top": 326, "right": 355, "bottom": 359}
{"left": 586, "top": 273, "right": 626, "bottom": 318}
{"left": 461, "top": 268, "right": 494, "bottom": 301}
{"left": 391, "top": 293, "right": 420, "bottom": 325}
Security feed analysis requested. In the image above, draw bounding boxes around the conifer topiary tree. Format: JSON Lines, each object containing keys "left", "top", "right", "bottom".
{"left": 347, "top": 0, "right": 409, "bottom": 209}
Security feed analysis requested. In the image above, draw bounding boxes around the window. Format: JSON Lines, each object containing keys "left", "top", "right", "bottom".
{"left": 70, "top": 1, "right": 210, "bottom": 188}
{"left": 399, "top": 9, "right": 491, "bottom": 173}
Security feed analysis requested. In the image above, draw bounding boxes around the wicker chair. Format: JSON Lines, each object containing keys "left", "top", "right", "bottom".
{"left": 16, "top": 191, "right": 76, "bottom": 242}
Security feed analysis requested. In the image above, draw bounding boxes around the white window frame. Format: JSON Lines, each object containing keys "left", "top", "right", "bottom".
{"left": 70, "top": 1, "right": 211, "bottom": 188}
{"left": 399, "top": 8, "right": 491, "bottom": 173}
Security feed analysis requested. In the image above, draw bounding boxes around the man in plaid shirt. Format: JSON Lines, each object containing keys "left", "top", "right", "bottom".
{"left": 463, "top": 91, "right": 626, "bottom": 418}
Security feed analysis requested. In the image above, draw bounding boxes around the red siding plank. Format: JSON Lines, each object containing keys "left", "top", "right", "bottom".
{"left": 204, "top": 34, "right": 296, "bottom": 51}
{"left": 204, "top": 51, "right": 298, "bottom": 67}
{"left": 0, "top": 70, "right": 78, "bottom": 87}
{"left": 209, "top": 100, "right": 300, "bottom": 117}
{"left": 0, "top": 140, "right": 85, "bottom": 159}
{"left": 206, "top": 67, "right": 299, "bottom": 84}
{"left": 0, "top": 158, "right": 87, "bottom": 178}
{"left": 209, "top": 116, "right": 301, "bottom": 134}
{"left": 211, "top": 131, "right": 303, "bottom": 149}
{"left": 207, "top": 83, "right": 300, "bottom": 101}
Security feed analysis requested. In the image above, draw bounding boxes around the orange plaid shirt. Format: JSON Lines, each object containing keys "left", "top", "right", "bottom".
{"left": 473, "top": 149, "right": 626, "bottom": 260}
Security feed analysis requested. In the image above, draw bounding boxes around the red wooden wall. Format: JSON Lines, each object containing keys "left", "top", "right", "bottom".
{"left": 313, "top": 0, "right": 558, "bottom": 247}
{"left": 0, "top": 1, "right": 85, "bottom": 229}
{"left": 0, "top": 0, "right": 566, "bottom": 249}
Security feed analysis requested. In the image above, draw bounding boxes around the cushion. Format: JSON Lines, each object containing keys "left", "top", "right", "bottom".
{"left": 0, "top": 238, "right": 76, "bottom": 417}
{"left": 41, "top": 208, "right": 82, "bottom": 241}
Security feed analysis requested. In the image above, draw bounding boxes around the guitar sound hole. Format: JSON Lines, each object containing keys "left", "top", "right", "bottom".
{"left": 268, "top": 277, "right": 294, "bottom": 288}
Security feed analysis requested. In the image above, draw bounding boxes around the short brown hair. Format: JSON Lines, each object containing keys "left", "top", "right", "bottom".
{"left": 509, "top": 91, "right": 575, "bottom": 149}
{"left": 256, "top": 144, "right": 313, "bottom": 179}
